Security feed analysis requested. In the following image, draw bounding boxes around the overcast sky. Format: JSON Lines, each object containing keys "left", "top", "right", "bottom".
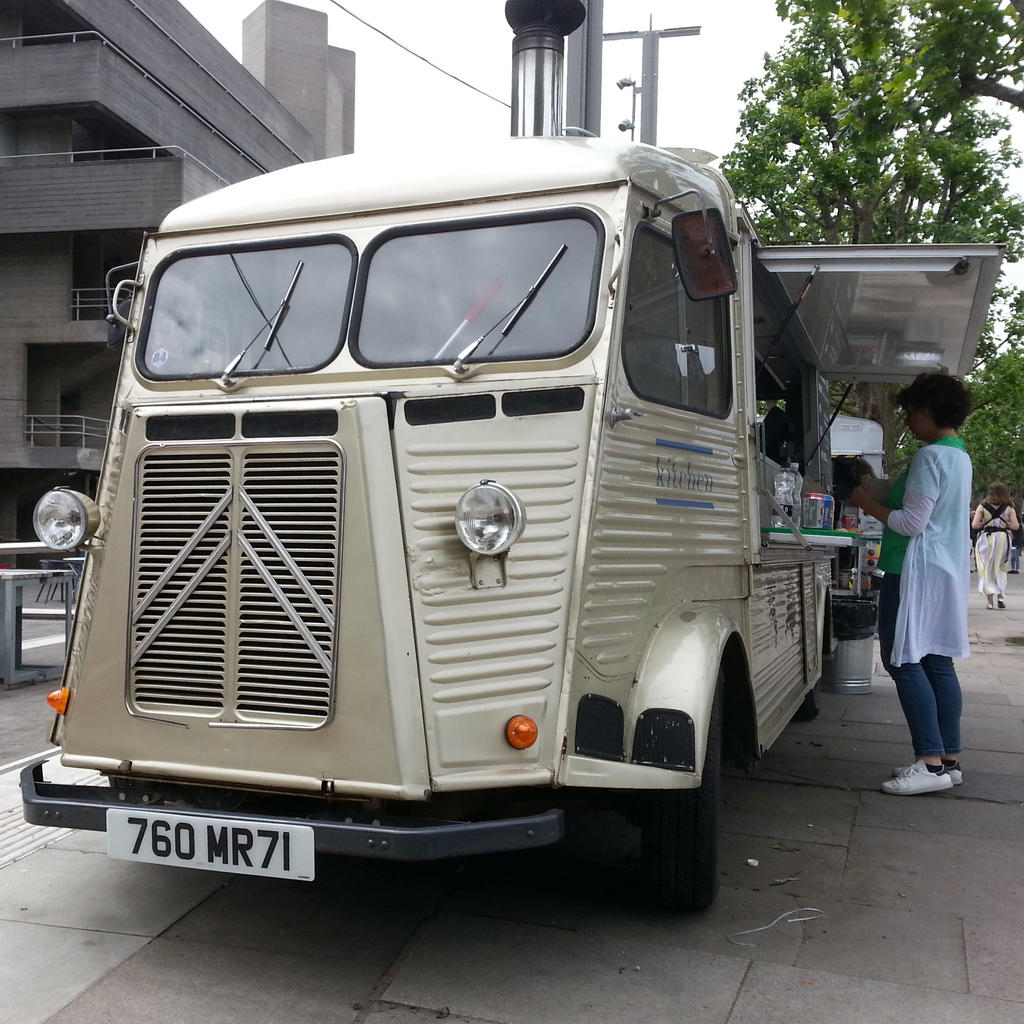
{"left": 177, "top": 0, "right": 790, "bottom": 158}
{"left": 179, "top": 0, "right": 1021, "bottom": 288}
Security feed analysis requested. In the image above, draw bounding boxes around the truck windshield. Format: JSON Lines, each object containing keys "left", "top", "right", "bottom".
{"left": 353, "top": 211, "right": 602, "bottom": 368}
{"left": 138, "top": 237, "right": 354, "bottom": 380}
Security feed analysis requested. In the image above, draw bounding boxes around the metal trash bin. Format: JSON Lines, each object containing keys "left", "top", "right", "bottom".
{"left": 821, "top": 593, "right": 878, "bottom": 695}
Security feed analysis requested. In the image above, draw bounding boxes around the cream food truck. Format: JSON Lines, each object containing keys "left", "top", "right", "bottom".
{"left": 23, "top": 6, "right": 1002, "bottom": 911}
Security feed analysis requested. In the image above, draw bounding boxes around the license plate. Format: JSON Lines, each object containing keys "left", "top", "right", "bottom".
{"left": 106, "top": 808, "right": 315, "bottom": 881}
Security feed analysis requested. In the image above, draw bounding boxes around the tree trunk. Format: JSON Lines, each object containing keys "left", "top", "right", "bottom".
{"left": 851, "top": 382, "right": 904, "bottom": 474}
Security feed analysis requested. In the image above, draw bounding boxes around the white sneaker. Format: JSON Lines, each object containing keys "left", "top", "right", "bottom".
{"left": 892, "top": 762, "right": 962, "bottom": 786}
{"left": 881, "top": 760, "right": 953, "bottom": 795}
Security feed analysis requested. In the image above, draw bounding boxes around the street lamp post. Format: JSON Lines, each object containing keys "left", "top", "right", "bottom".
{"left": 605, "top": 20, "right": 701, "bottom": 146}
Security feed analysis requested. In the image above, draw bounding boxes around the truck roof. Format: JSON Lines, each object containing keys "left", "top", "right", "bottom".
{"left": 159, "top": 136, "right": 733, "bottom": 234}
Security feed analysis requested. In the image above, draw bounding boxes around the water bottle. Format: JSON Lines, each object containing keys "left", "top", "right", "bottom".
{"left": 789, "top": 463, "right": 804, "bottom": 522}
{"left": 771, "top": 462, "right": 803, "bottom": 528}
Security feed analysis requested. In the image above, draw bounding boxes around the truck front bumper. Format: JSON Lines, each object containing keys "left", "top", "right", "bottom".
{"left": 21, "top": 761, "right": 565, "bottom": 861}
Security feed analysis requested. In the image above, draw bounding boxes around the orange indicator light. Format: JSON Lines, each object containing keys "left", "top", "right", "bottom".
{"left": 505, "top": 715, "right": 538, "bottom": 749}
{"left": 47, "top": 687, "right": 70, "bottom": 715}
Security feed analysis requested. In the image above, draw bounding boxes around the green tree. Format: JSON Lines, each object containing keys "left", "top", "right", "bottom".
{"left": 723, "top": 1, "right": 1024, "bottom": 471}
{"left": 961, "top": 341, "right": 1024, "bottom": 503}
{"left": 724, "top": 5, "right": 1024, "bottom": 250}
{"left": 785, "top": 0, "right": 1024, "bottom": 115}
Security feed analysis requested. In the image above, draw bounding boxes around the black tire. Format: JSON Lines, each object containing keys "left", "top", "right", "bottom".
{"left": 792, "top": 685, "right": 820, "bottom": 722}
{"left": 641, "top": 677, "right": 722, "bottom": 911}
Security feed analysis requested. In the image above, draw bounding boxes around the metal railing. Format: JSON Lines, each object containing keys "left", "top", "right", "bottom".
{"left": 0, "top": 30, "right": 101, "bottom": 47}
{"left": 0, "top": 144, "right": 227, "bottom": 186}
{"left": 25, "top": 415, "right": 108, "bottom": 449}
{"left": 70, "top": 288, "right": 109, "bottom": 321}
{"left": 0, "top": 29, "right": 300, "bottom": 169}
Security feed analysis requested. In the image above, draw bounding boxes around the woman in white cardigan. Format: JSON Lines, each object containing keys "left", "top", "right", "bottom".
{"left": 850, "top": 372, "right": 973, "bottom": 796}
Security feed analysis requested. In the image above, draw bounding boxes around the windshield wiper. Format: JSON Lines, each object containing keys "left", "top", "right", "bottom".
{"left": 434, "top": 279, "right": 503, "bottom": 361}
{"left": 451, "top": 244, "right": 567, "bottom": 375}
{"left": 218, "top": 260, "right": 304, "bottom": 386}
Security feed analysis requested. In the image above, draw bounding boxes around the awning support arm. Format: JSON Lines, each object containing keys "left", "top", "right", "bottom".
{"left": 755, "top": 264, "right": 820, "bottom": 388}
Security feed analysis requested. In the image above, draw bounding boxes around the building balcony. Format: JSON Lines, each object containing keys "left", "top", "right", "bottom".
{"left": 26, "top": 414, "right": 107, "bottom": 450}
{"left": 4, "top": 414, "right": 109, "bottom": 472}
{"left": 0, "top": 146, "right": 227, "bottom": 233}
{"left": 0, "top": 33, "right": 304, "bottom": 178}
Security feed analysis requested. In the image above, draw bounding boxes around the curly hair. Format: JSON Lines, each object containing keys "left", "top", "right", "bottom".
{"left": 896, "top": 371, "right": 972, "bottom": 428}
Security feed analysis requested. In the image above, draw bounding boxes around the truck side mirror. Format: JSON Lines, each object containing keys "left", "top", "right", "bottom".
{"left": 671, "top": 208, "right": 737, "bottom": 301}
{"left": 105, "top": 279, "right": 136, "bottom": 349}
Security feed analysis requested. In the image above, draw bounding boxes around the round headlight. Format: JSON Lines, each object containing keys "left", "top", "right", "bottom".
{"left": 455, "top": 481, "right": 525, "bottom": 555}
{"left": 33, "top": 489, "right": 100, "bottom": 550}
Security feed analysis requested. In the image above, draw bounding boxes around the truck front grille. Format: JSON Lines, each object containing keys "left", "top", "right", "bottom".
{"left": 129, "top": 442, "right": 343, "bottom": 727}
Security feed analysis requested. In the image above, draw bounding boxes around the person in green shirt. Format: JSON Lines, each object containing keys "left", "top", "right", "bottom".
{"left": 850, "top": 373, "right": 972, "bottom": 796}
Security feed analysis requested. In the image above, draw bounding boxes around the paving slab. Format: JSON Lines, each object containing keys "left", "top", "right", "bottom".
{"left": 944, "top": 769, "right": 1024, "bottom": 802}
{"left": 964, "top": 916, "right": 1024, "bottom": 1003}
{"left": 48, "top": 827, "right": 107, "bottom": 854}
{"left": 722, "top": 775, "right": 858, "bottom": 846}
{"left": 856, "top": 788, "right": 1024, "bottom": 840}
{"left": 957, "top": 714, "right": 1024, "bottom": 754}
{"left": 919, "top": 748, "right": 1024, "bottom": 777}
{"left": 0, "top": 678, "right": 54, "bottom": 764}
{"left": 0, "top": 845, "right": 227, "bottom": 934}
{"left": 774, "top": 715, "right": 914, "bottom": 746}
{"left": 841, "top": 826, "right": 1024, "bottom": 921}
{"left": 756, "top": 755, "right": 893, "bottom": 792}
{"left": 45, "top": 936, "right": 368, "bottom": 1024}
{"left": 758, "top": 745, "right": 1024, "bottom": 800}
{"left": 0, "top": 920, "right": 147, "bottom": 1024}
{"left": 447, "top": 811, "right": 814, "bottom": 968}
{"left": 446, "top": 872, "right": 809, "bottom": 968}
{"left": 849, "top": 695, "right": 1016, "bottom": 720}
{"left": 795, "top": 898, "right": 967, "bottom": 992}
{"left": 384, "top": 911, "right": 749, "bottom": 1024}
{"left": 718, "top": 828, "right": 847, "bottom": 905}
{"left": 766, "top": 731, "right": 909, "bottom": 769}
{"left": 727, "top": 961, "right": 1024, "bottom": 1023}
{"left": 162, "top": 863, "right": 444, "bottom": 975}
{"left": 366, "top": 1007, "right": 491, "bottom": 1024}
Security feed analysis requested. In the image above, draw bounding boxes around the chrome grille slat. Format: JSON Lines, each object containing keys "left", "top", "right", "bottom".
{"left": 131, "top": 534, "right": 232, "bottom": 666}
{"left": 130, "top": 441, "right": 342, "bottom": 726}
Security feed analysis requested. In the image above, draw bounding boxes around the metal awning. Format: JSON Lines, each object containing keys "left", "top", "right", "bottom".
{"left": 755, "top": 243, "right": 1005, "bottom": 382}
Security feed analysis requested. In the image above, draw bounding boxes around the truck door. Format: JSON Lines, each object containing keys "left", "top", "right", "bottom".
{"left": 570, "top": 215, "right": 747, "bottom": 745}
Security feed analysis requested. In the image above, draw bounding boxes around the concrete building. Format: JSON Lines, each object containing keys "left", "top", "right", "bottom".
{"left": 0, "top": 0, "right": 353, "bottom": 543}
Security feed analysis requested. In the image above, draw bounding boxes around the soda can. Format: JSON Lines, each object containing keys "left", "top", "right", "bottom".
{"left": 802, "top": 494, "right": 827, "bottom": 529}
{"left": 821, "top": 494, "right": 834, "bottom": 530}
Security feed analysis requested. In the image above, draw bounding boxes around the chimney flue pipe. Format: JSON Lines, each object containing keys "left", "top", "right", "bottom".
{"left": 505, "top": 0, "right": 587, "bottom": 137}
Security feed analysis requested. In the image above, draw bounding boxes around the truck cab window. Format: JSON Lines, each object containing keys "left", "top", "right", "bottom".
{"left": 353, "top": 211, "right": 602, "bottom": 368}
{"left": 138, "top": 237, "right": 354, "bottom": 381}
{"left": 621, "top": 222, "right": 731, "bottom": 417}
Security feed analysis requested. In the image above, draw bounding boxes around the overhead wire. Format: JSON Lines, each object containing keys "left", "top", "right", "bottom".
{"left": 324, "top": 0, "right": 511, "bottom": 108}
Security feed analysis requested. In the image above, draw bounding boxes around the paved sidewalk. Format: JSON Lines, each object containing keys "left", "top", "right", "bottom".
{"left": 0, "top": 580, "right": 1022, "bottom": 1023}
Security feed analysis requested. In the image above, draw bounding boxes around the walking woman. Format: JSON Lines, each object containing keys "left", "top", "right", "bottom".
{"left": 972, "top": 482, "right": 1020, "bottom": 609}
{"left": 850, "top": 372, "right": 972, "bottom": 795}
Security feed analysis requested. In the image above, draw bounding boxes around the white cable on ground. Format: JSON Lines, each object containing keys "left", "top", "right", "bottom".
{"left": 727, "top": 907, "right": 825, "bottom": 946}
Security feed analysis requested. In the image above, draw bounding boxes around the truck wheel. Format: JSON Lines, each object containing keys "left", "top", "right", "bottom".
{"left": 792, "top": 685, "right": 820, "bottom": 722}
{"left": 641, "top": 678, "right": 722, "bottom": 911}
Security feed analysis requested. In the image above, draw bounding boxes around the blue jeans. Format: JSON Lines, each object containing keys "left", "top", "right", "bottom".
{"left": 877, "top": 573, "right": 962, "bottom": 757}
